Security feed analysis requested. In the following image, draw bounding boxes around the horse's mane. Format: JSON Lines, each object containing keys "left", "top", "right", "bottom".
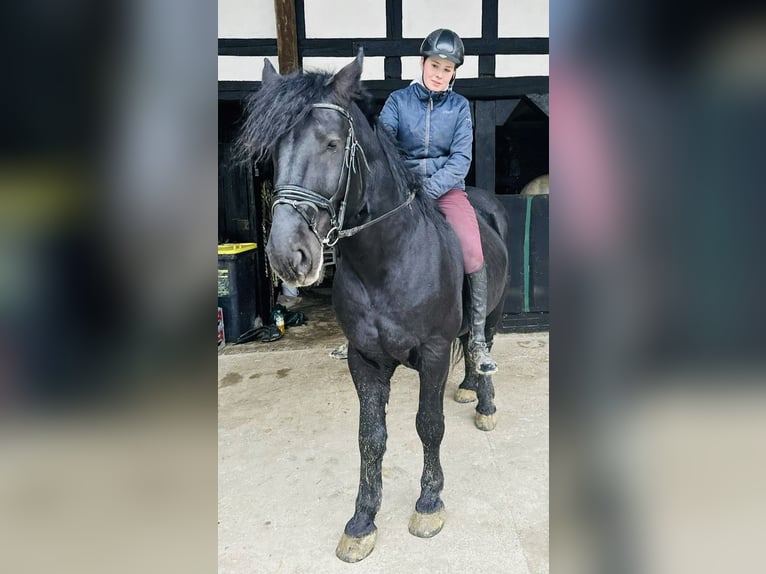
{"left": 234, "top": 70, "right": 334, "bottom": 164}
{"left": 370, "top": 118, "right": 443, "bottom": 221}
{"left": 371, "top": 119, "right": 420, "bottom": 196}
{"left": 235, "top": 67, "right": 378, "bottom": 165}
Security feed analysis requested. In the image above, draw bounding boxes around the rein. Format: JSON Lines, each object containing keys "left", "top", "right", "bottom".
{"left": 271, "top": 102, "right": 414, "bottom": 247}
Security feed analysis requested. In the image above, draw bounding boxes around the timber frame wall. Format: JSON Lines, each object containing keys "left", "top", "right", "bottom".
{"left": 219, "top": 0, "right": 548, "bottom": 100}
{"left": 218, "top": 0, "right": 549, "bottom": 327}
{"left": 219, "top": 0, "right": 548, "bottom": 193}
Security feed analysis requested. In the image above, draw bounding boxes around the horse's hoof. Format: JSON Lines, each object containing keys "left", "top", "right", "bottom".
{"left": 408, "top": 508, "right": 446, "bottom": 538}
{"left": 454, "top": 388, "right": 477, "bottom": 403}
{"left": 475, "top": 412, "right": 497, "bottom": 431}
{"left": 335, "top": 530, "right": 377, "bottom": 563}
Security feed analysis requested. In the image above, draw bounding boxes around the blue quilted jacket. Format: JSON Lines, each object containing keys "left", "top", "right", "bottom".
{"left": 379, "top": 80, "right": 473, "bottom": 200}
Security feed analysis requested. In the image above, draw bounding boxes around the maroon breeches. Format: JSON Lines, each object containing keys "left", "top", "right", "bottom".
{"left": 436, "top": 188, "right": 484, "bottom": 274}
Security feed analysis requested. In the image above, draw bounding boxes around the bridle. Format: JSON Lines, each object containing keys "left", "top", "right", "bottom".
{"left": 271, "top": 102, "right": 414, "bottom": 247}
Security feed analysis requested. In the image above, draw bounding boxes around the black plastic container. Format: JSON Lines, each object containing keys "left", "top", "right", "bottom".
{"left": 217, "top": 243, "right": 259, "bottom": 342}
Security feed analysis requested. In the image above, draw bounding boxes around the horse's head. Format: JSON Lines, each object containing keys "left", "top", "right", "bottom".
{"left": 238, "top": 51, "right": 366, "bottom": 287}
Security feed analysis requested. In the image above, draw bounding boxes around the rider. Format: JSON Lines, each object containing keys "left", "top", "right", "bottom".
{"left": 378, "top": 28, "right": 497, "bottom": 375}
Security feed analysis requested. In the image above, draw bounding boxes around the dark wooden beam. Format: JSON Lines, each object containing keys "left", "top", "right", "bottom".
{"left": 480, "top": 0, "right": 498, "bottom": 77}
{"left": 384, "top": 0, "right": 402, "bottom": 80}
{"left": 301, "top": 38, "right": 548, "bottom": 57}
{"left": 294, "top": 0, "right": 306, "bottom": 57}
{"left": 474, "top": 100, "right": 496, "bottom": 192}
{"left": 496, "top": 99, "right": 520, "bottom": 125}
{"left": 218, "top": 39, "right": 277, "bottom": 56}
{"left": 219, "top": 37, "right": 549, "bottom": 57}
{"left": 219, "top": 76, "right": 549, "bottom": 101}
{"left": 273, "top": 0, "right": 298, "bottom": 73}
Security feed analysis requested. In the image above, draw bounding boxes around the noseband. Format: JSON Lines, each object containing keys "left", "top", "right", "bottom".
{"left": 271, "top": 103, "right": 414, "bottom": 247}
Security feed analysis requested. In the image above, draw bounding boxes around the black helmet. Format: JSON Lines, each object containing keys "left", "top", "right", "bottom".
{"left": 420, "top": 28, "right": 465, "bottom": 67}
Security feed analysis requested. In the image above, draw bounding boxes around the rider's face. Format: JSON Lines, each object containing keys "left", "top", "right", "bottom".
{"left": 422, "top": 56, "right": 455, "bottom": 92}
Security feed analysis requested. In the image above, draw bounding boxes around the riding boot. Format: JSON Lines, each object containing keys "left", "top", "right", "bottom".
{"left": 466, "top": 265, "right": 498, "bottom": 375}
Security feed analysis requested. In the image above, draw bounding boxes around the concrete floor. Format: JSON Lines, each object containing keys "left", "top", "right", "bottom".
{"left": 218, "top": 290, "right": 548, "bottom": 573}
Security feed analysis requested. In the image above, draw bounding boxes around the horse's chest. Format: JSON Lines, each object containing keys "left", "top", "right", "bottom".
{"left": 344, "top": 297, "right": 405, "bottom": 336}
{"left": 334, "top": 261, "right": 461, "bottom": 359}
{"left": 337, "top": 293, "right": 417, "bottom": 353}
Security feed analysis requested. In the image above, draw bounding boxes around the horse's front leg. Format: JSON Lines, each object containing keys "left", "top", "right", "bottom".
{"left": 335, "top": 346, "right": 395, "bottom": 563}
{"left": 409, "top": 342, "right": 451, "bottom": 538}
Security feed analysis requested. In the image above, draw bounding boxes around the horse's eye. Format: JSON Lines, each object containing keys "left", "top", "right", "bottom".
{"left": 327, "top": 140, "right": 340, "bottom": 152}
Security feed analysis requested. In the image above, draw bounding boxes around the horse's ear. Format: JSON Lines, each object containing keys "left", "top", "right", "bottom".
{"left": 331, "top": 47, "right": 364, "bottom": 103}
{"left": 262, "top": 58, "right": 279, "bottom": 84}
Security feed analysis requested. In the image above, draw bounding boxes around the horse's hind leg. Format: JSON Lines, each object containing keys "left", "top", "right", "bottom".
{"left": 409, "top": 344, "right": 451, "bottom": 538}
{"left": 454, "top": 334, "right": 478, "bottom": 403}
{"left": 454, "top": 334, "right": 496, "bottom": 430}
{"left": 475, "top": 327, "right": 498, "bottom": 431}
{"left": 335, "top": 347, "right": 394, "bottom": 563}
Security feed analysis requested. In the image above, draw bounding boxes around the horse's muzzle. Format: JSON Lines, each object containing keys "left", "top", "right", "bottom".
{"left": 266, "top": 206, "right": 326, "bottom": 287}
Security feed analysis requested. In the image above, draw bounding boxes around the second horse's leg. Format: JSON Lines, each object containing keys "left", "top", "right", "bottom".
{"left": 475, "top": 327, "right": 498, "bottom": 431}
{"left": 455, "top": 334, "right": 478, "bottom": 403}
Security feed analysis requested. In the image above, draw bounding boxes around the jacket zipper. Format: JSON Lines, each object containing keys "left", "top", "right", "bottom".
{"left": 424, "top": 96, "right": 432, "bottom": 178}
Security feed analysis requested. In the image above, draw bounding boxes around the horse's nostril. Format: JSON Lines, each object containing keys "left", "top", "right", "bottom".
{"left": 295, "top": 247, "right": 310, "bottom": 273}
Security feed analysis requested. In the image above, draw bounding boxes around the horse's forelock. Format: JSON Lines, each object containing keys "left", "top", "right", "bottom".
{"left": 234, "top": 70, "right": 337, "bottom": 164}
{"left": 233, "top": 63, "right": 381, "bottom": 166}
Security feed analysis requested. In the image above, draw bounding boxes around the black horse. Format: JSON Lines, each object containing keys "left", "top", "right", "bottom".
{"left": 236, "top": 50, "right": 510, "bottom": 563}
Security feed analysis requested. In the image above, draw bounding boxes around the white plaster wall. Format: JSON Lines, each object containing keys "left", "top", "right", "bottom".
{"left": 499, "top": 0, "right": 549, "bottom": 37}
{"left": 218, "top": 0, "right": 548, "bottom": 81}
{"left": 496, "top": 54, "right": 549, "bottom": 77}
{"left": 402, "top": 0, "right": 482, "bottom": 38}
{"left": 218, "top": 0, "right": 276, "bottom": 38}
{"left": 302, "top": 56, "right": 386, "bottom": 80}
{"left": 218, "top": 55, "right": 280, "bottom": 81}
{"left": 304, "top": 0, "right": 386, "bottom": 37}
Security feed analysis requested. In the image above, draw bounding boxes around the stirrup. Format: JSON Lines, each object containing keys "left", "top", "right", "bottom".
{"left": 469, "top": 342, "right": 498, "bottom": 375}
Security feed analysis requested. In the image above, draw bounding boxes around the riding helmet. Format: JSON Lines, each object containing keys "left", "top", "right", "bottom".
{"left": 420, "top": 28, "right": 465, "bottom": 67}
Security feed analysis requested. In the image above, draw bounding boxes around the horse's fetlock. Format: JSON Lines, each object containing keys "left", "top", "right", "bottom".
{"left": 415, "top": 495, "right": 444, "bottom": 515}
{"left": 345, "top": 515, "right": 377, "bottom": 538}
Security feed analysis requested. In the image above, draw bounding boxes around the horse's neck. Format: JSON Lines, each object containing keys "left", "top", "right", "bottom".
{"left": 359, "top": 131, "right": 409, "bottom": 217}
{"left": 338, "top": 126, "right": 420, "bottom": 268}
